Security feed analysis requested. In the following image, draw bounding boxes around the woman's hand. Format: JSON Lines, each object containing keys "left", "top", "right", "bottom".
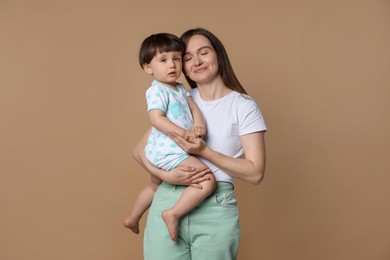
{"left": 168, "top": 132, "right": 207, "bottom": 155}
{"left": 166, "top": 165, "right": 211, "bottom": 189}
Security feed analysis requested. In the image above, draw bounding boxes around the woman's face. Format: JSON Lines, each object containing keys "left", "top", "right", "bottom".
{"left": 183, "top": 35, "right": 219, "bottom": 85}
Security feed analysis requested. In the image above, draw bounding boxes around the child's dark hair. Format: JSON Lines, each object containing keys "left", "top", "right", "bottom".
{"left": 139, "top": 33, "right": 185, "bottom": 68}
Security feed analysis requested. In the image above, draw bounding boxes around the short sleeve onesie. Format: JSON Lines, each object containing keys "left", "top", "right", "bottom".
{"left": 144, "top": 80, "right": 193, "bottom": 170}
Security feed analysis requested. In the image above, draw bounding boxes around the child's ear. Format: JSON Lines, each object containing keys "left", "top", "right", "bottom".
{"left": 143, "top": 64, "right": 153, "bottom": 75}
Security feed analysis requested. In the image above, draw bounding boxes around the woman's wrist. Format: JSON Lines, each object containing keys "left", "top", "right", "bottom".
{"left": 198, "top": 145, "right": 212, "bottom": 158}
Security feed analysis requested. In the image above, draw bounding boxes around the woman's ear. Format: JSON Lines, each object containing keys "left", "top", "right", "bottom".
{"left": 143, "top": 64, "right": 153, "bottom": 75}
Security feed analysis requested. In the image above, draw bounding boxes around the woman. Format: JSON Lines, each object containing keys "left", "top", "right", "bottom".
{"left": 133, "top": 28, "right": 267, "bottom": 260}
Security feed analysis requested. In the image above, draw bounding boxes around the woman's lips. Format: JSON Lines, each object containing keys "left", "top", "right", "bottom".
{"left": 194, "top": 67, "right": 207, "bottom": 73}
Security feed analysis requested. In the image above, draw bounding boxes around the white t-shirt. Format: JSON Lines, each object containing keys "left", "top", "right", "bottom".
{"left": 190, "top": 88, "right": 267, "bottom": 183}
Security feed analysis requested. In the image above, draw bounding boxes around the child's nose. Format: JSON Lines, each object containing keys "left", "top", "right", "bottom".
{"left": 169, "top": 60, "right": 176, "bottom": 67}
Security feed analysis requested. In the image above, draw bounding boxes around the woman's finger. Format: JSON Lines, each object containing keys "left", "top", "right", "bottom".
{"left": 190, "top": 168, "right": 211, "bottom": 182}
{"left": 176, "top": 164, "right": 196, "bottom": 172}
{"left": 169, "top": 132, "right": 192, "bottom": 146}
{"left": 189, "top": 183, "right": 203, "bottom": 189}
{"left": 191, "top": 175, "right": 211, "bottom": 184}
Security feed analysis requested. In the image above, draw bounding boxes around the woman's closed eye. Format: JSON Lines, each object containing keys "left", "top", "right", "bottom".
{"left": 184, "top": 55, "right": 192, "bottom": 61}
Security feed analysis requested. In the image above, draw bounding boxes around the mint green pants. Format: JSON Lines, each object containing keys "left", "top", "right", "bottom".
{"left": 144, "top": 182, "right": 240, "bottom": 260}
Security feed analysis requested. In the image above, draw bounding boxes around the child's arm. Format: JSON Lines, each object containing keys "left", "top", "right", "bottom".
{"left": 187, "top": 96, "right": 206, "bottom": 137}
{"left": 149, "top": 109, "right": 195, "bottom": 138}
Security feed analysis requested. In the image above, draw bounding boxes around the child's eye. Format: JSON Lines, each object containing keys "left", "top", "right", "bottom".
{"left": 160, "top": 58, "right": 167, "bottom": 62}
{"left": 174, "top": 57, "right": 181, "bottom": 61}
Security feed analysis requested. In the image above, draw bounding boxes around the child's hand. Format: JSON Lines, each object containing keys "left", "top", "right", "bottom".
{"left": 193, "top": 125, "right": 206, "bottom": 138}
{"left": 184, "top": 129, "right": 198, "bottom": 139}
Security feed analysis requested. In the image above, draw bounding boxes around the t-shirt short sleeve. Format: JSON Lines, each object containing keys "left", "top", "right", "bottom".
{"left": 238, "top": 98, "right": 267, "bottom": 135}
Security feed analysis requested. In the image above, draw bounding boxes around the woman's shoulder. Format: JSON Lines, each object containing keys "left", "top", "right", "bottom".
{"left": 189, "top": 87, "right": 199, "bottom": 94}
{"left": 230, "top": 91, "right": 257, "bottom": 105}
{"left": 188, "top": 87, "right": 200, "bottom": 98}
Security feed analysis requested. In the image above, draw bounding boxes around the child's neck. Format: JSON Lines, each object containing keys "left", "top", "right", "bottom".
{"left": 155, "top": 79, "right": 177, "bottom": 89}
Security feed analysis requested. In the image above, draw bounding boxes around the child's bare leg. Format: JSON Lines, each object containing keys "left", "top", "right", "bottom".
{"left": 124, "top": 175, "right": 161, "bottom": 233}
{"left": 162, "top": 156, "right": 216, "bottom": 241}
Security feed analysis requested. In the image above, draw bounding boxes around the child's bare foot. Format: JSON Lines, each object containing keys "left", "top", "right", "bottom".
{"left": 123, "top": 216, "right": 140, "bottom": 234}
{"left": 162, "top": 209, "right": 179, "bottom": 241}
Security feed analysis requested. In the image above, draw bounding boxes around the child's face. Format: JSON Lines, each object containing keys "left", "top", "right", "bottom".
{"left": 143, "top": 51, "right": 182, "bottom": 87}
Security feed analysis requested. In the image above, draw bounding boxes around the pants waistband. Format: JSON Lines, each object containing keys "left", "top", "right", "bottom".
{"left": 160, "top": 181, "right": 234, "bottom": 193}
{"left": 213, "top": 181, "right": 234, "bottom": 192}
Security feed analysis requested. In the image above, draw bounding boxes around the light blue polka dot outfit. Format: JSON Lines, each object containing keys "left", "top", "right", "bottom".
{"left": 145, "top": 80, "right": 193, "bottom": 171}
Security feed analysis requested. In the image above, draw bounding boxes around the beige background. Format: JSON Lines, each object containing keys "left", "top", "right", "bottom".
{"left": 1, "top": 0, "right": 390, "bottom": 259}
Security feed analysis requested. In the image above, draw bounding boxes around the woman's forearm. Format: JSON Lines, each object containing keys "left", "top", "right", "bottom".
{"left": 169, "top": 131, "right": 266, "bottom": 185}
{"left": 200, "top": 147, "right": 265, "bottom": 184}
{"left": 200, "top": 132, "right": 266, "bottom": 184}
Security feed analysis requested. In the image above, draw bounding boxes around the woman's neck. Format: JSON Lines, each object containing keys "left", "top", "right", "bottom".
{"left": 196, "top": 77, "right": 232, "bottom": 101}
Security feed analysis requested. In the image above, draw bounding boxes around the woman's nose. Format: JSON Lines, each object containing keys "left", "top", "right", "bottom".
{"left": 193, "top": 55, "right": 202, "bottom": 66}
